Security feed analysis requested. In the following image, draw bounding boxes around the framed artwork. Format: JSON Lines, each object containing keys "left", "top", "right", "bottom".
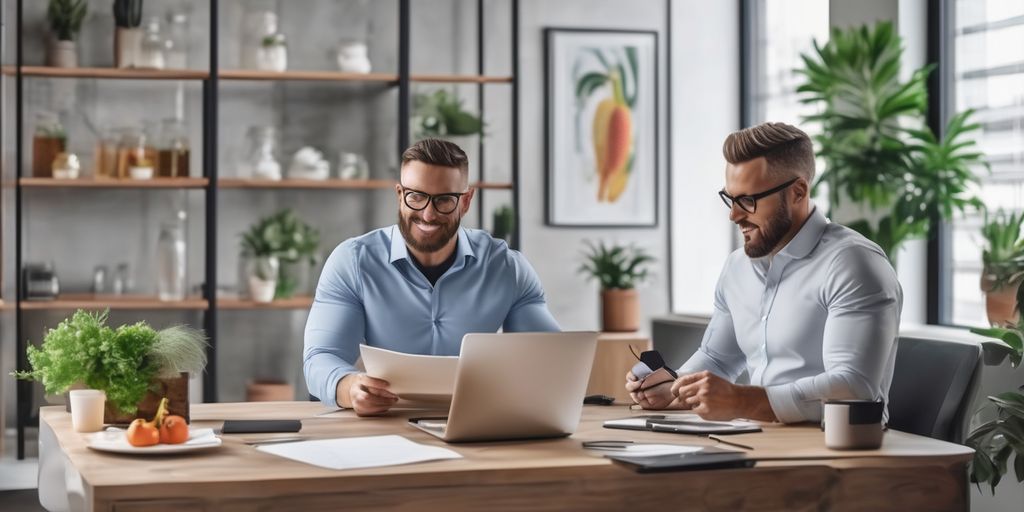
{"left": 544, "top": 28, "right": 658, "bottom": 227}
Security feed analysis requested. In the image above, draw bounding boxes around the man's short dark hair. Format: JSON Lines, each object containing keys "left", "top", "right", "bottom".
{"left": 722, "top": 122, "right": 815, "bottom": 182}
{"left": 401, "top": 138, "right": 469, "bottom": 175}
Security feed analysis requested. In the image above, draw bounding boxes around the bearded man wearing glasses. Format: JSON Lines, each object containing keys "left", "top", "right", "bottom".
{"left": 626, "top": 122, "right": 902, "bottom": 424}
{"left": 304, "top": 138, "right": 559, "bottom": 416}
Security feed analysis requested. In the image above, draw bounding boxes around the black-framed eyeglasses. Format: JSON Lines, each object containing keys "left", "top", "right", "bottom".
{"left": 400, "top": 185, "right": 467, "bottom": 215}
{"left": 718, "top": 178, "right": 799, "bottom": 214}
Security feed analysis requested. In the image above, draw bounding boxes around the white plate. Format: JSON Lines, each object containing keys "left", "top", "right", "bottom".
{"left": 87, "top": 427, "right": 222, "bottom": 455}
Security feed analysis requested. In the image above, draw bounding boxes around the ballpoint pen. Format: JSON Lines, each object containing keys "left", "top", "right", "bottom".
{"left": 708, "top": 434, "right": 754, "bottom": 451}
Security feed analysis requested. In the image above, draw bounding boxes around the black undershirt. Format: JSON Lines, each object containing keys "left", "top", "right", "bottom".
{"left": 410, "top": 244, "right": 458, "bottom": 286}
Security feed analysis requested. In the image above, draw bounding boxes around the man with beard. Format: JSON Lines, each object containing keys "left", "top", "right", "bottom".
{"left": 303, "top": 138, "right": 560, "bottom": 416}
{"left": 626, "top": 122, "right": 902, "bottom": 424}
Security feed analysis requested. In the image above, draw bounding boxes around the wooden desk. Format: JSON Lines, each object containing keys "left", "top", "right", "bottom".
{"left": 39, "top": 402, "right": 973, "bottom": 512}
{"left": 588, "top": 332, "right": 652, "bottom": 401}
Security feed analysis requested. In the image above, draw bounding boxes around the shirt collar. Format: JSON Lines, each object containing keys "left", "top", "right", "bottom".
{"left": 777, "top": 205, "right": 828, "bottom": 260}
{"left": 388, "top": 225, "right": 477, "bottom": 265}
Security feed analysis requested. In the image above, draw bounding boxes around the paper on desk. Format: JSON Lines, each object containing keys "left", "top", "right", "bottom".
{"left": 359, "top": 344, "right": 458, "bottom": 398}
{"left": 605, "top": 413, "right": 761, "bottom": 434}
{"left": 256, "top": 434, "right": 462, "bottom": 470}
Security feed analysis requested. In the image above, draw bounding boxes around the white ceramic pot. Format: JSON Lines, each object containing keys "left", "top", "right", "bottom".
{"left": 47, "top": 40, "right": 78, "bottom": 68}
{"left": 115, "top": 28, "right": 142, "bottom": 68}
{"left": 249, "top": 276, "right": 277, "bottom": 303}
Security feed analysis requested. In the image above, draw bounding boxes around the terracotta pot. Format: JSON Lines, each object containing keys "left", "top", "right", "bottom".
{"left": 246, "top": 380, "right": 294, "bottom": 402}
{"left": 601, "top": 288, "right": 639, "bottom": 332}
{"left": 66, "top": 373, "right": 190, "bottom": 425}
{"left": 981, "top": 274, "right": 1019, "bottom": 327}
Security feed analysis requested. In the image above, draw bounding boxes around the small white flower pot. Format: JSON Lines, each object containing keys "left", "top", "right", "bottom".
{"left": 249, "top": 276, "right": 277, "bottom": 303}
{"left": 47, "top": 40, "right": 78, "bottom": 68}
{"left": 115, "top": 28, "right": 142, "bottom": 69}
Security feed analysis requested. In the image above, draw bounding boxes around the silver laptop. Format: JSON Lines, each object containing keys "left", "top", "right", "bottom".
{"left": 410, "top": 331, "right": 598, "bottom": 442}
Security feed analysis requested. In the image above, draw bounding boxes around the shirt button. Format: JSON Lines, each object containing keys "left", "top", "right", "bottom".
{"left": 761, "top": 315, "right": 767, "bottom": 322}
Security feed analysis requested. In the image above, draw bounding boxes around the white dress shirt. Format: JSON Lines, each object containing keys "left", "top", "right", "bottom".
{"left": 679, "top": 206, "right": 903, "bottom": 423}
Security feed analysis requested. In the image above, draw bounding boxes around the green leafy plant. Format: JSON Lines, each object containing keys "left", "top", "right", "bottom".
{"left": 578, "top": 241, "right": 654, "bottom": 290}
{"left": 47, "top": 0, "right": 88, "bottom": 41}
{"left": 412, "top": 89, "right": 485, "bottom": 138}
{"left": 12, "top": 310, "right": 207, "bottom": 414}
{"left": 981, "top": 210, "right": 1024, "bottom": 292}
{"left": 491, "top": 205, "right": 515, "bottom": 243}
{"left": 261, "top": 34, "right": 287, "bottom": 48}
{"left": 112, "top": 0, "right": 142, "bottom": 29}
{"left": 241, "top": 209, "right": 320, "bottom": 298}
{"left": 797, "top": 21, "right": 985, "bottom": 262}
{"left": 967, "top": 280, "right": 1024, "bottom": 492}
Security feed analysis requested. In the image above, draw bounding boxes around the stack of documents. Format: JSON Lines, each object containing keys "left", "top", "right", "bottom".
{"left": 604, "top": 414, "right": 762, "bottom": 434}
{"left": 359, "top": 345, "right": 459, "bottom": 401}
{"left": 256, "top": 435, "right": 462, "bottom": 470}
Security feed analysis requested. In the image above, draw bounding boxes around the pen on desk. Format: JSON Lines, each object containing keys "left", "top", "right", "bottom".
{"left": 708, "top": 434, "right": 754, "bottom": 451}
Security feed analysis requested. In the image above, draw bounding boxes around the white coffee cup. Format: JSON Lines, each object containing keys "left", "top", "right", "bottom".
{"left": 69, "top": 389, "right": 106, "bottom": 433}
{"left": 823, "top": 399, "right": 885, "bottom": 450}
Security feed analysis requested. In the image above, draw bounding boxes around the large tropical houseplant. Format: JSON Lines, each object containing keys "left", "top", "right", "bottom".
{"left": 968, "top": 280, "right": 1024, "bottom": 492}
{"left": 796, "top": 21, "right": 986, "bottom": 263}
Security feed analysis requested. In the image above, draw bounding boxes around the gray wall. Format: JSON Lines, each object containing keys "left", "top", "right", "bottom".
{"left": 519, "top": 0, "right": 670, "bottom": 332}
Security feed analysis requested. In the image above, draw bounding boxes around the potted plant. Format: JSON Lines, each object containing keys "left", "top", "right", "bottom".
{"left": 579, "top": 241, "right": 654, "bottom": 332}
{"left": 12, "top": 309, "right": 207, "bottom": 423}
{"left": 980, "top": 209, "right": 1024, "bottom": 326}
{"left": 796, "top": 21, "right": 985, "bottom": 263}
{"left": 46, "top": 0, "right": 88, "bottom": 68}
{"left": 412, "top": 89, "right": 485, "bottom": 140}
{"left": 113, "top": 0, "right": 143, "bottom": 68}
{"left": 491, "top": 204, "right": 515, "bottom": 243}
{"left": 241, "top": 209, "right": 320, "bottom": 302}
{"left": 966, "top": 280, "right": 1024, "bottom": 492}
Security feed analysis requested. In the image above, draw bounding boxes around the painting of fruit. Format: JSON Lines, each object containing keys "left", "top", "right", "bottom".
{"left": 546, "top": 29, "right": 657, "bottom": 227}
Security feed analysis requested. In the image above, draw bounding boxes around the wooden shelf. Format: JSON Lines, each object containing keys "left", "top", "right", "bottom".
{"left": 20, "top": 294, "right": 209, "bottom": 311}
{"left": 2, "top": 66, "right": 208, "bottom": 80}
{"left": 218, "top": 178, "right": 513, "bottom": 190}
{"left": 20, "top": 177, "right": 209, "bottom": 189}
{"left": 218, "top": 178, "right": 396, "bottom": 190}
{"left": 218, "top": 296, "right": 314, "bottom": 310}
{"left": 410, "top": 74, "right": 514, "bottom": 84}
{"left": 219, "top": 69, "right": 399, "bottom": 83}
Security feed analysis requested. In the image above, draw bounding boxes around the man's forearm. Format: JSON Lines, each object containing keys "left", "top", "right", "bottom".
{"left": 740, "top": 385, "right": 779, "bottom": 422}
{"left": 336, "top": 374, "right": 356, "bottom": 408}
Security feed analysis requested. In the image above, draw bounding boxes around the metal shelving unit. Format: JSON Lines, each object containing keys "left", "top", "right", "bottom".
{"left": 9, "top": 0, "right": 520, "bottom": 459}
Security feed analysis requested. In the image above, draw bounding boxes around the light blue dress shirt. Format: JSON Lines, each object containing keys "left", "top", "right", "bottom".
{"left": 679, "top": 207, "right": 903, "bottom": 423}
{"left": 303, "top": 225, "right": 561, "bottom": 406}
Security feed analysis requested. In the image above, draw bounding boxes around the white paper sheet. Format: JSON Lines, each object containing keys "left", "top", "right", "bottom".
{"left": 359, "top": 344, "right": 458, "bottom": 398}
{"left": 604, "top": 413, "right": 761, "bottom": 434}
{"left": 256, "top": 434, "right": 462, "bottom": 470}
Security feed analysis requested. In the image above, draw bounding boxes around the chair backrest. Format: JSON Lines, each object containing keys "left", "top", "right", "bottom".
{"left": 887, "top": 336, "right": 982, "bottom": 443}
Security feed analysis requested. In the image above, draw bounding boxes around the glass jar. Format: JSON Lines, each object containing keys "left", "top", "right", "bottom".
{"left": 137, "top": 17, "right": 167, "bottom": 69}
{"left": 93, "top": 128, "right": 122, "bottom": 179}
{"left": 32, "top": 112, "right": 66, "bottom": 177}
{"left": 156, "top": 118, "right": 190, "bottom": 178}
{"left": 250, "top": 11, "right": 287, "bottom": 72}
{"left": 164, "top": 11, "right": 189, "bottom": 69}
{"left": 242, "top": 126, "right": 282, "bottom": 180}
{"left": 116, "top": 126, "right": 157, "bottom": 179}
{"left": 157, "top": 223, "right": 186, "bottom": 301}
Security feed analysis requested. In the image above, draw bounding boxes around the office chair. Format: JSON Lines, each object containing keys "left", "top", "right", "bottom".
{"left": 887, "top": 336, "right": 982, "bottom": 443}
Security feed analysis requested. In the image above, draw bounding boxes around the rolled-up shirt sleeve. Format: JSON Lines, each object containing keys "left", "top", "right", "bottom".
{"left": 678, "top": 260, "right": 747, "bottom": 381}
{"left": 303, "top": 241, "right": 366, "bottom": 407}
{"left": 503, "top": 252, "right": 561, "bottom": 332}
{"left": 764, "top": 245, "right": 902, "bottom": 423}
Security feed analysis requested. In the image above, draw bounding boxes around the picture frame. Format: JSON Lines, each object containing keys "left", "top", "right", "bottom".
{"left": 544, "top": 28, "right": 659, "bottom": 227}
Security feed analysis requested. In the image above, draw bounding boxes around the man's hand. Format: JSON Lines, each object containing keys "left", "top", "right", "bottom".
{"left": 670, "top": 370, "right": 777, "bottom": 422}
{"left": 625, "top": 371, "right": 689, "bottom": 410}
{"left": 337, "top": 373, "right": 399, "bottom": 416}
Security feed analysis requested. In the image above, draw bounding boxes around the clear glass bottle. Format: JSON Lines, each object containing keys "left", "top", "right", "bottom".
{"left": 116, "top": 126, "right": 156, "bottom": 179}
{"left": 137, "top": 17, "right": 167, "bottom": 69}
{"left": 157, "top": 118, "right": 190, "bottom": 178}
{"left": 93, "top": 128, "right": 122, "bottom": 179}
{"left": 32, "top": 112, "right": 66, "bottom": 177}
{"left": 243, "top": 126, "right": 282, "bottom": 180}
{"left": 157, "top": 222, "right": 186, "bottom": 301}
{"left": 164, "top": 11, "right": 189, "bottom": 69}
